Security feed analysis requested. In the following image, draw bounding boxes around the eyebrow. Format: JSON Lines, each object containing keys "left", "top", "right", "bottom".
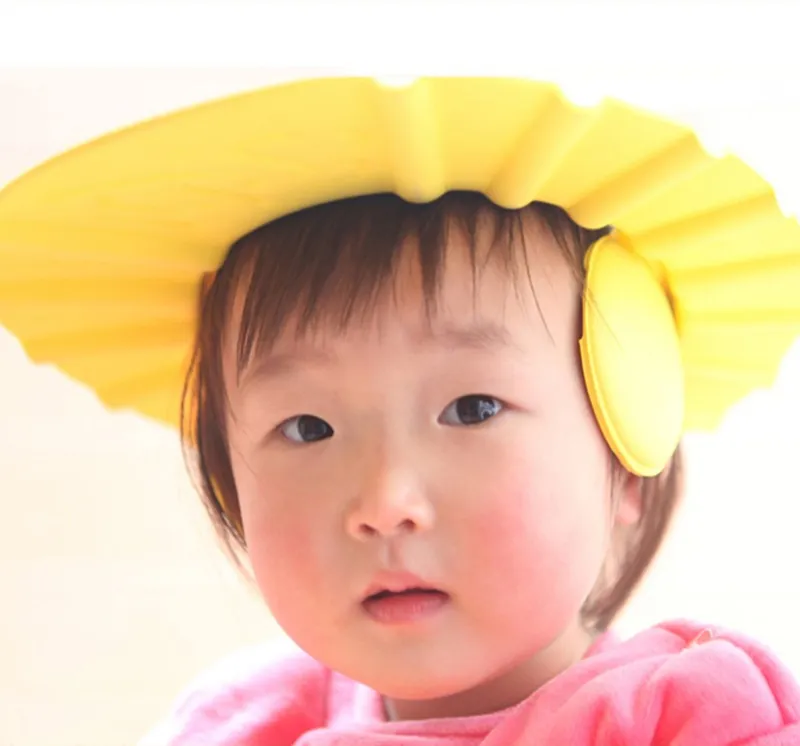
{"left": 238, "top": 320, "right": 515, "bottom": 390}
{"left": 418, "top": 320, "right": 514, "bottom": 351}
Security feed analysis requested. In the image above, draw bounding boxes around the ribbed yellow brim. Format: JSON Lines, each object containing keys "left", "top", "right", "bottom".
{"left": 0, "top": 77, "right": 798, "bottom": 430}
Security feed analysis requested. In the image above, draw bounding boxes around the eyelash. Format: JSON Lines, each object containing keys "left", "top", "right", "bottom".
{"left": 276, "top": 394, "right": 506, "bottom": 445}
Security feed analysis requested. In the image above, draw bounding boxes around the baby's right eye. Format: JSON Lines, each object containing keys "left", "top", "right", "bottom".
{"left": 279, "top": 415, "right": 334, "bottom": 444}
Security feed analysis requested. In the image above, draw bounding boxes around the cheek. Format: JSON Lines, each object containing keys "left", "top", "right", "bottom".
{"left": 240, "top": 491, "right": 344, "bottom": 646}
{"left": 458, "top": 442, "right": 611, "bottom": 608}
{"left": 231, "top": 451, "right": 326, "bottom": 602}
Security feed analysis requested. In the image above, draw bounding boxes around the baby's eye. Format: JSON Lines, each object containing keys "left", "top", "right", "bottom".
{"left": 279, "top": 415, "right": 334, "bottom": 443}
{"left": 439, "top": 395, "right": 503, "bottom": 426}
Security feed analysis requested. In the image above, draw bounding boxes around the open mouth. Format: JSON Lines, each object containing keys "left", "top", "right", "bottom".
{"left": 362, "top": 587, "right": 450, "bottom": 624}
{"left": 366, "top": 587, "right": 444, "bottom": 601}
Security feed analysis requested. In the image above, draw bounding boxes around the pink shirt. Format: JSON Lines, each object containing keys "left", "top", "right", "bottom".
{"left": 141, "top": 620, "right": 800, "bottom": 745}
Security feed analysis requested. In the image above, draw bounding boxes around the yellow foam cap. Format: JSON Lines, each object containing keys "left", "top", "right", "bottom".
{"left": 0, "top": 77, "right": 798, "bottom": 431}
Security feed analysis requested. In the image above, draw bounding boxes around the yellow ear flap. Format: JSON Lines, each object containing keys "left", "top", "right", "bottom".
{"left": 579, "top": 236, "right": 684, "bottom": 477}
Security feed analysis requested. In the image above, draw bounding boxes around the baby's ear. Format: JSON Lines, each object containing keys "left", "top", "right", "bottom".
{"left": 615, "top": 471, "right": 643, "bottom": 527}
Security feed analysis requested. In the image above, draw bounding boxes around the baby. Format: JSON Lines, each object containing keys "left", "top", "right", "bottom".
{"left": 0, "top": 77, "right": 797, "bottom": 745}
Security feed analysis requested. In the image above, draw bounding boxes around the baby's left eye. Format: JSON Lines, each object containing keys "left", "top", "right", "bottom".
{"left": 439, "top": 395, "right": 504, "bottom": 426}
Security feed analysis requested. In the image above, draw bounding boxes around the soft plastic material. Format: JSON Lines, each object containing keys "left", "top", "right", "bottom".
{"left": 580, "top": 236, "right": 684, "bottom": 476}
{"left": 0, "top": 77, "right": 798, "bottom": 476}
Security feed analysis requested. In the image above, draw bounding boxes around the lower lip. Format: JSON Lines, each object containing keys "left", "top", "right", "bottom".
{"left": 362, "top": 590, "right": 449, "bottom": 625}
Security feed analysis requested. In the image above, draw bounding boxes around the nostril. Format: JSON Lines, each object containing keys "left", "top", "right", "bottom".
{"left": 356, "top": 518, "right": 417, "bottom": 539}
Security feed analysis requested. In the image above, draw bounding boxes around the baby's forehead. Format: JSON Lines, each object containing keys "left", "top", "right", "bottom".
{"left": 387, "top": 224, "right": 578, "bottom": 317}
{"left": 217, "top": 195, "right": 587, "bottom": 370}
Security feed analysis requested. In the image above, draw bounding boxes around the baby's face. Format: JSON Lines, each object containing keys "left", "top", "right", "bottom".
{"left": 223, "top": 214, "right": 638, "bottom": 718}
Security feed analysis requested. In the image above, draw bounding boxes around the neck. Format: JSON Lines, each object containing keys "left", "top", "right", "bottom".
{"left": 383, "top": 620, "right": 595, "bottom": 721}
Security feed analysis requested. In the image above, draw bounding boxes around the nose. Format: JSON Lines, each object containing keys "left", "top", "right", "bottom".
{"left": 345, "top": 453, "right": 435, "bottom": 541}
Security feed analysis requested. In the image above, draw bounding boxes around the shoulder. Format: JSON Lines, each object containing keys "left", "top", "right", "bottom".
{"left": 138, "top": 639, "right": 331, "bottom": 746}
{"left": 602, "top": 620, "right": 800, "bottom": 744}
{"left": 517, "top": 620, "right": 800, "bottom": 745}
{"left": 628, "top": 619, "right": 800, "bottom": 719}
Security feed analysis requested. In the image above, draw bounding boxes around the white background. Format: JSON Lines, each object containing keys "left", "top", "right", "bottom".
{"left": 1, "top": 2, "right": 800, "bottom": 744}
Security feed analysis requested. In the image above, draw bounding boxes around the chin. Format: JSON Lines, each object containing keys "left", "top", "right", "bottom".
{"left": 356, "top": 661, "right": 491, "bottom": 701}
{"left": 370, "top": 676, "right": 465, "bottom": 701}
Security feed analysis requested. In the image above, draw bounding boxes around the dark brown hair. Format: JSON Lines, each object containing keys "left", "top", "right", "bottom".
{"left": 181, "top": 191, "right": 683, "bottom": 632}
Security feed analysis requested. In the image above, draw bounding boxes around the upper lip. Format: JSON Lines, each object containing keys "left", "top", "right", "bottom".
{"left": 362, "top": 570, "right": 442, "bottom": 600}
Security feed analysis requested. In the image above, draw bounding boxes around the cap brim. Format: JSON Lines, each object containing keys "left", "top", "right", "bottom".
{"left": 0, "top": 76, "right": 798, "bottom": 430}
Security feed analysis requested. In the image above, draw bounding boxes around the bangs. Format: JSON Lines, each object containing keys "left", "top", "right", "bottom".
{"left": 208, "top": 191, "right": 608, "bottom": 375}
